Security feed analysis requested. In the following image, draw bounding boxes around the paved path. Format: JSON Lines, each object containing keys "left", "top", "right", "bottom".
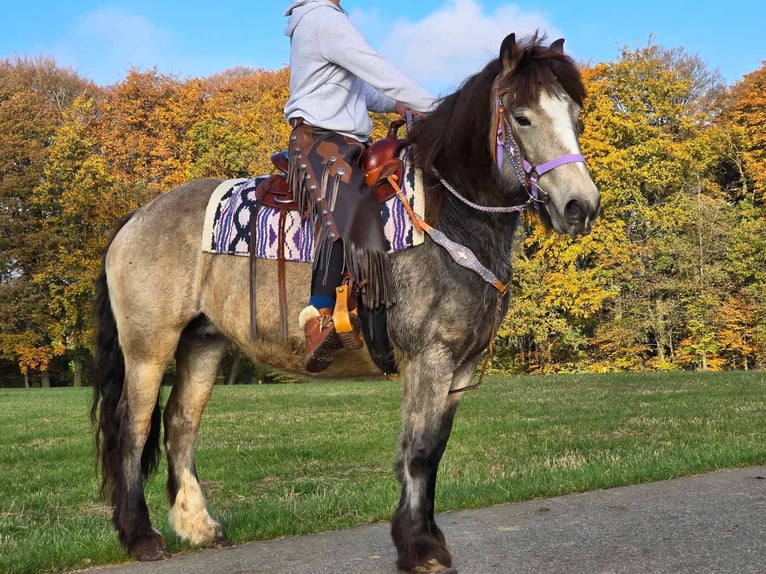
{"left": 82, "top": 466, "right": 766, "bottom": 574}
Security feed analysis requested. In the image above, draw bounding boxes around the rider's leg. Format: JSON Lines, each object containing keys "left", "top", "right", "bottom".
{"left": 302, "top": 241, "right": 345, "bottom": 373}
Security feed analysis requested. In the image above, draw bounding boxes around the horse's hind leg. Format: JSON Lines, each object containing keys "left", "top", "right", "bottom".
{"left": 115, "top": 357, "right": 174, "bottom": 561}
{"left": 391, "top": 350, "right": 471, "bottom": 573}
{"left": 165, "top": 319, "right": 230, "bottom": 547}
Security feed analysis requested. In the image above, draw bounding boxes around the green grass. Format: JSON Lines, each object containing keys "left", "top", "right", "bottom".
{"left": 2, "top": 371, "right": 766, "bottom": 573}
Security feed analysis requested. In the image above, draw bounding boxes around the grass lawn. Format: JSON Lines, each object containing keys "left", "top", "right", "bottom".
{"left": 1, "top": 371, "right": 765, "bottom": 573}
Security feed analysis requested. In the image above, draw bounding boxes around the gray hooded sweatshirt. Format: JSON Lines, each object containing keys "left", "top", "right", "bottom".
{"left": 284, "top": 0, "right": 435, "bottom": 141}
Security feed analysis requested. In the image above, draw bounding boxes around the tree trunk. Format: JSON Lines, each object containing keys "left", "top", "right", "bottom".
{"left": 41, "top": 371, "right": 51, "bottom": 388}
{"left": 24, "top": 371, "right": 29, "bottom": 389}
{"left": 73, "top": 358, "right": 83, "bottom": 387}
{"left": 227, "top": 350, "right": 242, "bottom": 385}
{"left": 668, "top": 330, "right": 675, "bottom": 363}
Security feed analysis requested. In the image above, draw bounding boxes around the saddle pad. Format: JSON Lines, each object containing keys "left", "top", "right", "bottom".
{"left": 201, "top": 151, "right": 425, "bottom": 262}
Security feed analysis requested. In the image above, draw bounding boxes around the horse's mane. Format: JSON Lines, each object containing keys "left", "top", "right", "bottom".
{"left": 408, "top": 32, "right": 585, "bottom": 215}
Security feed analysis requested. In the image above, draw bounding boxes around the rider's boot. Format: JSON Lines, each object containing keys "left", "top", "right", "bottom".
{"left": 301, "top": 306, "right": 342, "bottom": 373}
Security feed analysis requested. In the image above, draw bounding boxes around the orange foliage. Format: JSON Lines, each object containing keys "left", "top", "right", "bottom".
{"left": 728, "top": 63, "right": 766, "bottom": 202}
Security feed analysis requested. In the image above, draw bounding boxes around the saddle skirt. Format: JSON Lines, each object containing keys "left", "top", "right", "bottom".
{"left": 201, "top": 149, "right": 425, "bottom": 262}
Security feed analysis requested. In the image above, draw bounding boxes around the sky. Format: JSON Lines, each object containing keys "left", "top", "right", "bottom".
{"left": 1, "top": 0, "right": 764, "bottom": 96}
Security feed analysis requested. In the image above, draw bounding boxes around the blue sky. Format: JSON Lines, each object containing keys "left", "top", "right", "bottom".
{"left": 1, "top": 0, "right": 763, "bottom": 96}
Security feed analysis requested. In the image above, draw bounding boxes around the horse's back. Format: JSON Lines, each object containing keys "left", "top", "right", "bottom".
{"left": 124, "top": 178, "right": 223, "bottom": 247}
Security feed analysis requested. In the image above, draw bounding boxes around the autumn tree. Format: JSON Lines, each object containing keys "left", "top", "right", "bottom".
{"left": 495, "top": 215, "right": 634, "bottom": 373}
{"left": 96, "top": 69, "right": 207, "bottom": 196}
{"left": 728, "top": 63, "right": 766, "bottom": 202}
{"left": 186, "top": 67, "right": 291, "bottom": 179}
{"left": 0, "top": 57, "right": 94, "bottom": 385}
{"left": 580, "top": 43, "right": 730, "bottom": 371}
{"left": 31, "top": 96, "right": 122, "bottom": 386}
{"left": 714, "top": 63, "right": 766, "bottom": 368}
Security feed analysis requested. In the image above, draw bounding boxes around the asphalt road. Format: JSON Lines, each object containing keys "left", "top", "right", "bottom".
{"left": 80, "top": 465, "right": 766, "bottom": 574}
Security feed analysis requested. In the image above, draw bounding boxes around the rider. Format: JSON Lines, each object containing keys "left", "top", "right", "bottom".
{"left": 284, "top": 0, "right": 435, "bottom": 373}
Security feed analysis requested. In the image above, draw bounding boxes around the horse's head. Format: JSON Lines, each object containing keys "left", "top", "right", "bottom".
{"left": 493, "top": 33, "right": 600, "bottom": 235}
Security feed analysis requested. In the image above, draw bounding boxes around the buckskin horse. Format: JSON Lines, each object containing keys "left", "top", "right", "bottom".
{"left": 92, "top": 33, "right": 600, "bottom": 573}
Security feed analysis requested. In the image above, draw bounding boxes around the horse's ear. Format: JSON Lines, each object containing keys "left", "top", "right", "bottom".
{"left": 500, "top": 33, "right": 521, "bottom": 74}
{"left": 550, "top": 38, "right": 565, "bottom": 53}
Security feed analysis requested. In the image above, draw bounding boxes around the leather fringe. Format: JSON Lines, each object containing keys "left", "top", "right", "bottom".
{"left": 344, "top": 240, "right": 395, "bottom": 309}
{"left": 288, "top": 121, "right": 317, "bottom": 219}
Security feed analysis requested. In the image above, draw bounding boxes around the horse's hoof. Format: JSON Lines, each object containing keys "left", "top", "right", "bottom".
{"left": 203, "top": 535, "right": 232, "bottom": 549}
{"left": 132, "top": 546, "right": 170, "bottom": 561}
{"left": 412, "top": 558, "right": 456, "bottom": 573}
{"left": 135, "top": 548, "right": 171, "bottom": 561}
{"left": 130, "top": 539, "right": 170, "bottom": 561}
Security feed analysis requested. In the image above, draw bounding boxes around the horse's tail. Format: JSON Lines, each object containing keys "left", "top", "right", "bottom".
{"left": 91, "top": 213, "right": 163, "bottom": 499}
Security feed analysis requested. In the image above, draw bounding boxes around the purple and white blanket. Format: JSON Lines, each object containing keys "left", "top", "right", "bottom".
{"left": 201, "top": 150, "right": 425, "bottom": 262}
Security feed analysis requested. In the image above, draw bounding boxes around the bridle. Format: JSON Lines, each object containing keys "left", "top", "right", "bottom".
{"left": 436, "top": 82, "right": 587, "bottom": 214}
{"left": 422, "top": 80, "right": 591, "bottom": 300}
{"left": 421, "top": 80, "right": 588, "bottom": 394}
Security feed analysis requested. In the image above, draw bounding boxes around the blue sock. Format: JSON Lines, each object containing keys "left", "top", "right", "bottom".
{"left": 309, "top": 295, "right": 335, "bottom": 311}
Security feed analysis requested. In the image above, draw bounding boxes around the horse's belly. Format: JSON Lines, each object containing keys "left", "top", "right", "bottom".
{"left": 246, "top": 336, "right": 384, "bottom": 380}
{"left": 199, "top": 254, "right": 388, "bottom": 379}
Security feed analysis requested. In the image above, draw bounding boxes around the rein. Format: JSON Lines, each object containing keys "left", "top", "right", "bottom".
{"left": 435, "top": 174, "right": 530, "bottom": 214}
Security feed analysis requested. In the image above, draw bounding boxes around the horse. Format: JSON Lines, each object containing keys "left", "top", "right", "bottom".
{"left": 91, "top": 32, "right": 600, "bottom": 573}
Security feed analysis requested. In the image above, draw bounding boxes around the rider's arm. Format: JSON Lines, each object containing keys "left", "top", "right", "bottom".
{"left": 318, "top": 9, "right": 436, "bottom": 114}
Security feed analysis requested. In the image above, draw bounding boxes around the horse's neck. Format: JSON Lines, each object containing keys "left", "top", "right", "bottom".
{"left": 436, "top": 193, "right": 519, "bottom": 284}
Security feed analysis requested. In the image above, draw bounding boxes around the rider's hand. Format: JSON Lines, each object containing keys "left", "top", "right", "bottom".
{"left": 394, "top": 102, "right": 425, "bottom": 119}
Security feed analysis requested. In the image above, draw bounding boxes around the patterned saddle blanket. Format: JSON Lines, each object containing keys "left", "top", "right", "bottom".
{"left": 201, "top": 150, "right": 425, "bottom": 262}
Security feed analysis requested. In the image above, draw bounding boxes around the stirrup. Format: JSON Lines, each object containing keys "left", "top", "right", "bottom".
{"left": 333, "top": 285, "right": 363, "bottom": 350}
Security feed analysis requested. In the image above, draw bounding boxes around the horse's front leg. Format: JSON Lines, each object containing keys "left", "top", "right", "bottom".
{"left": 392, "top": 350, "right": 475, "bottom": 573}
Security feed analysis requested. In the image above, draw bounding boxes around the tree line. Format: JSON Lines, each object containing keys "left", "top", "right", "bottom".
{"left": 0, "top": 41, "right": 764, "bottom": 387}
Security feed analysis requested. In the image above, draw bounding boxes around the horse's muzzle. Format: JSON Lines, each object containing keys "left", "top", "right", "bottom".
{"left": 563, "top": 195, "right": 600, "bottom": 235}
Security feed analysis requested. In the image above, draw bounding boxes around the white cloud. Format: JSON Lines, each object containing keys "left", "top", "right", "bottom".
{"left": 353, "top": 0, "right": 561, "bottom": 95}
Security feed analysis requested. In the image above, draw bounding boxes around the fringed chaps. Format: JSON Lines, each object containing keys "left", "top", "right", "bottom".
{"left": 288, "top": 120, "right": 395, "bottom": 308}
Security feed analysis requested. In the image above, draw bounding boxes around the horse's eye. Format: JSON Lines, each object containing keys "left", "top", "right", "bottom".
{"left": 514, "top": 115, "right": 531, "bottom": 127}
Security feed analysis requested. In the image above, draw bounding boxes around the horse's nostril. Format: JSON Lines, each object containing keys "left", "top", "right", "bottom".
{"left": 564, "top": 199, "right": 586, "bottom": 222}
